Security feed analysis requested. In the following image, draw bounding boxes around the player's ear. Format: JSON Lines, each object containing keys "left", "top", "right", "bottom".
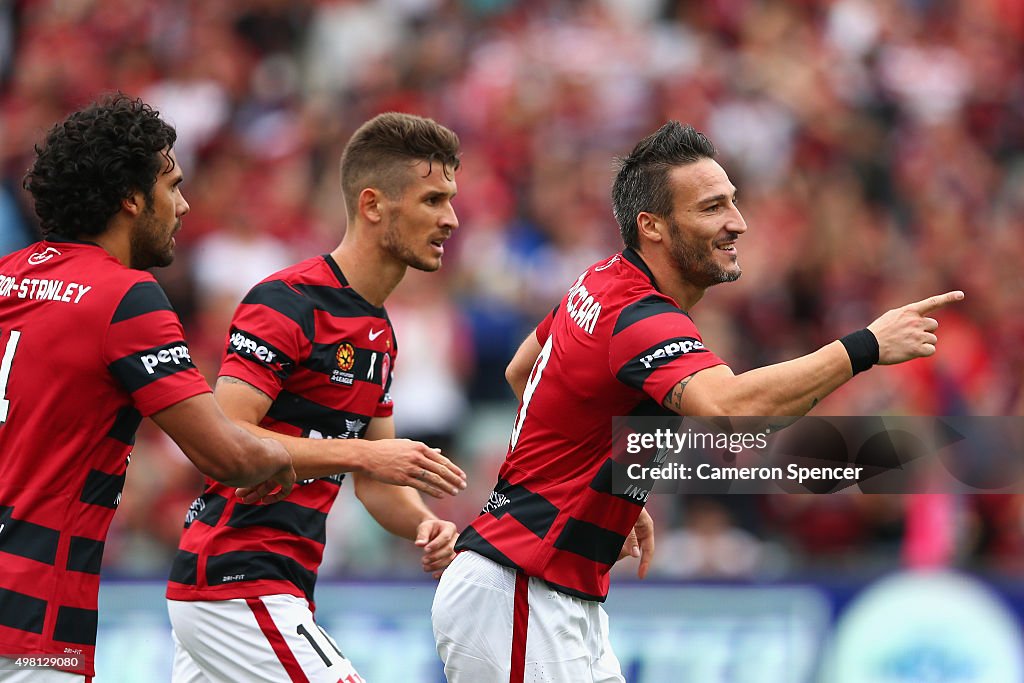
{"left": 358, "top": 188, "right": 386, "bottom": 224}
{"left": 636, "top": 212, "right": 665, "bottom": 244}
{"left": 121, "top": 190, "right": 145, "bottom": 217}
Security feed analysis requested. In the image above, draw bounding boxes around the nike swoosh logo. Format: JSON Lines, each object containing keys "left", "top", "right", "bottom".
{"left": 368, "top": 328, "right": 385, "bottom": 341}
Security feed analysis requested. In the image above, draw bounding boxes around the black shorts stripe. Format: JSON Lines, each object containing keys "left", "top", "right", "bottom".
{"left": 206, "top": 551, "right": 317, "bottom": 602}
{"left": 111, "top": 281, "right": 174, "bottom": 323}
{"left": 484, "top": 479, "right": 559, "bottom": 540}
{"left": 67, "top": 537, "right": 104, "bottom": 575}
{"left": 108, "top": 341, "right": 199, "bottom": 393}
{"left": 613, "top": 295, "right": 691, "bottom": 336}
{"left": 615, "top": 337, "right": 709, "bottom": 390}
{"left": 553, "top": 518, "right": 625, "bottom": 566}
{"left": 168, "top": 551, "right": 198, "bottom": 585}
{"left": 266, "top": 391, "right": 372, "bottom": 439}
{"left": 80, "top": 469, "right": 125, "bottom": 509}
{"left": 0, "top": 587, "right": 46, "bottom": 635}
{"left": 53, "top": 606, "right": 98, "bottom": 645}
{"left": 228, "top": 500, "right": 328, "bottom": 544}
{"left": 453, "top": 526, "right": 519, "bottom": 570}
{"left": 242, "top": 281, "right": 316, "bottom": 342}
{"left": 106, "top": 406, "right": 142, "bottom": 445}
{"left": 0, "top": 514, "right": 59, "bottom": 565}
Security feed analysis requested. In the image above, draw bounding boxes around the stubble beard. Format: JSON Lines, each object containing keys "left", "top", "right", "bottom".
{"left": 130, "top": 204, "right": 176, "bottom": 270}
{"left": 668, "top": 219, "right": 740, "bottom": 288}
{"left": 382, "top": 217, "right": 441, "bottom": 273}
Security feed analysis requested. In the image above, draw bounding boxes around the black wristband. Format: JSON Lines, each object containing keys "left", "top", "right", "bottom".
{"left": 839, "top": 328, "right": 879, "bottom": 375}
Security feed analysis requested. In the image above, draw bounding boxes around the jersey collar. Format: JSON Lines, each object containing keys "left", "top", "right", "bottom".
{"left": 622, "top": 247, "right": 657, "bottom": 286}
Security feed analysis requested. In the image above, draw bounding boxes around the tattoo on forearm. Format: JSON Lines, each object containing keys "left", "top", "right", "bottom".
{"left": 217, "top": 376, "right": 273, "bottom": 402}
{"left": 665, "top": 376, "right": 694, "bottom": 412}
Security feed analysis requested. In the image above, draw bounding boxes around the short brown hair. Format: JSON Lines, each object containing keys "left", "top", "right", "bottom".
{"left": 340, "top": 112, "right": 461, "bottom": 218}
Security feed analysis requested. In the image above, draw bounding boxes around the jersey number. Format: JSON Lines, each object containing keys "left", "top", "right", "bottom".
{"left": 0, "top": 329, "right": 21, "bottom": 424}
{"left": 508, "top": 334, "right": 553, "bottom": 453}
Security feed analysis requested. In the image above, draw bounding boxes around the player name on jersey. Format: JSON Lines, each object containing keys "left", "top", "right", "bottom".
{"left": 565, "top": 271, "right": 602, "bottom": 335}
{"left": 0, "top": 274, "right": 92, "bottom": 303}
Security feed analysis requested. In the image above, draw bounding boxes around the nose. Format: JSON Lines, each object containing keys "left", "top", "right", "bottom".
{"left": 442, "top": 201, "right": 458, "bottom": 231}
{"left": 178, "top": 192, "right": 190, "bottom": 217}
{"left": 727, "top": 205, "right": 747, "bottom": 235}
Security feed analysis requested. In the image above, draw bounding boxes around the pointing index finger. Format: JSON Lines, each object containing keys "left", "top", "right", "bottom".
{"left": 905, "top": 290, "right": 964, "bottom": 314}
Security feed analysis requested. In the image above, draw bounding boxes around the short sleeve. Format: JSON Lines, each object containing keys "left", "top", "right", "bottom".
{"left": 535, "top": 305, "right": 558, "bottom": 344}
{"left": 105, "top": 279, "right": 211, "bottom": 416}
{"left": 608, "top": 295, "right": 726, "bottom": 405}
{"left": 218, "top": 279, "right": 314, "bottom": 400}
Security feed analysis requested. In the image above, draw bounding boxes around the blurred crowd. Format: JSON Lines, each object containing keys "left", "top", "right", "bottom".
{"left": 2, "top": 0, "right": 1023, "bottom": 582}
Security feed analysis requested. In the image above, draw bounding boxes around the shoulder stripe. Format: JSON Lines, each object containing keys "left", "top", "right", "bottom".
{"left": 615, "top": 336, "right": 708, "bottom": 390}
{"left": 294, "top": 283, "right": 384, "bottom": 319}
{"left": 111, "top": 281, "right": 173, "bottom": 323}
{"left": 242, "top": 281, "right": 316, "bottom": 342}
{"left": 613, "top": 295, "right": 690, "bottom": 336}
{"left": 108, "top": 341, "right": 199, "bottom": 393}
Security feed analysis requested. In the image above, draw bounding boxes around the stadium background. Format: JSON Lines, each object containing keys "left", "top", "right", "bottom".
{"left": 1, "top": 0, "right": 1023, "bottom": 680}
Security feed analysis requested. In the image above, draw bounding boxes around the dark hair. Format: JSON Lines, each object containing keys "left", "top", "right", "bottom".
{"left": 340, "top": 112, "right": 461, "bottom": 218}
{"left": 611, "top": 121, "right": 717, "bottom": 249}
{"left": 23, "top": 93, "right": 177, "bottom": 239}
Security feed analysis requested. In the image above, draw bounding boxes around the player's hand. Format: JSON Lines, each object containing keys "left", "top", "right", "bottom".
{"left": 867, "top": 290, "right": 964, "bottom": 365}
{"left": 235, "top": 440, "right": 296, "bottom": 504}
{"left": 364, "top": 440, "right": 467, "bottom": 498}
{"left": 617, "top": 508, "right": 655, "bottom": 579}
{"left": 415, "top": 519, "right": 459, "bottom": 579}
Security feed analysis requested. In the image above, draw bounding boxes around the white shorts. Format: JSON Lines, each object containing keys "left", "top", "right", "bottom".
{"left": 432, "top": 551, "right": 623, "bottom": 683}
{"left": 168, "top": 595, "right": 365, "bottom": 683}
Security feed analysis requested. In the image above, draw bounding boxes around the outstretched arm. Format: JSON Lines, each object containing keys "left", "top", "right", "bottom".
{"left": 665, "top": 290, "right": 965, "bottom": 417}
{"left": 354, "top": 416, "right": 459, "bottom": 578}
{"left": 152, "top": 393, "right": 294, "bottom": 503}
{"left": 217, "top": 377, "right": 466, "bottom": 501}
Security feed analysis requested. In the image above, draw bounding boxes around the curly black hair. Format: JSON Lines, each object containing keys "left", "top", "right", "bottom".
{"left": 23, "top": 93, "right": 177, "bottom": 239}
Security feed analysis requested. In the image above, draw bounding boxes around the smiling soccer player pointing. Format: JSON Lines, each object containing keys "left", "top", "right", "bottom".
{"left": 432, "top": 121, "right": 963, "bottom": 683}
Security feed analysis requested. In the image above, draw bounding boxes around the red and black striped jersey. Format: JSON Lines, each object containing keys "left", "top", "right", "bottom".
{"left": 167, "top": 254, "right": 396, "bottom": 607}
{"left": 0, "top": 238, "right": 211, "bottom": 676}
{"left": 456, "top": 248, "right": 726, "bottom": 601}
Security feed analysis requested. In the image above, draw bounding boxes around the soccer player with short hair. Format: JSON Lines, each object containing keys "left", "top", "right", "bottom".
{"left": 432, "top": 121, "right": 964, "bottom": 682}
{"left": 0, "top": 94, "right": 296, "bottom": 682}
{"left": 166, "top": 112, "right": 467, "bottom": 683}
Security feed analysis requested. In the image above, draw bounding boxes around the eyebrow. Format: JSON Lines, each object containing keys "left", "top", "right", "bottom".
{"left": 697, "top": 191, "right": 736, "bottom": 206}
